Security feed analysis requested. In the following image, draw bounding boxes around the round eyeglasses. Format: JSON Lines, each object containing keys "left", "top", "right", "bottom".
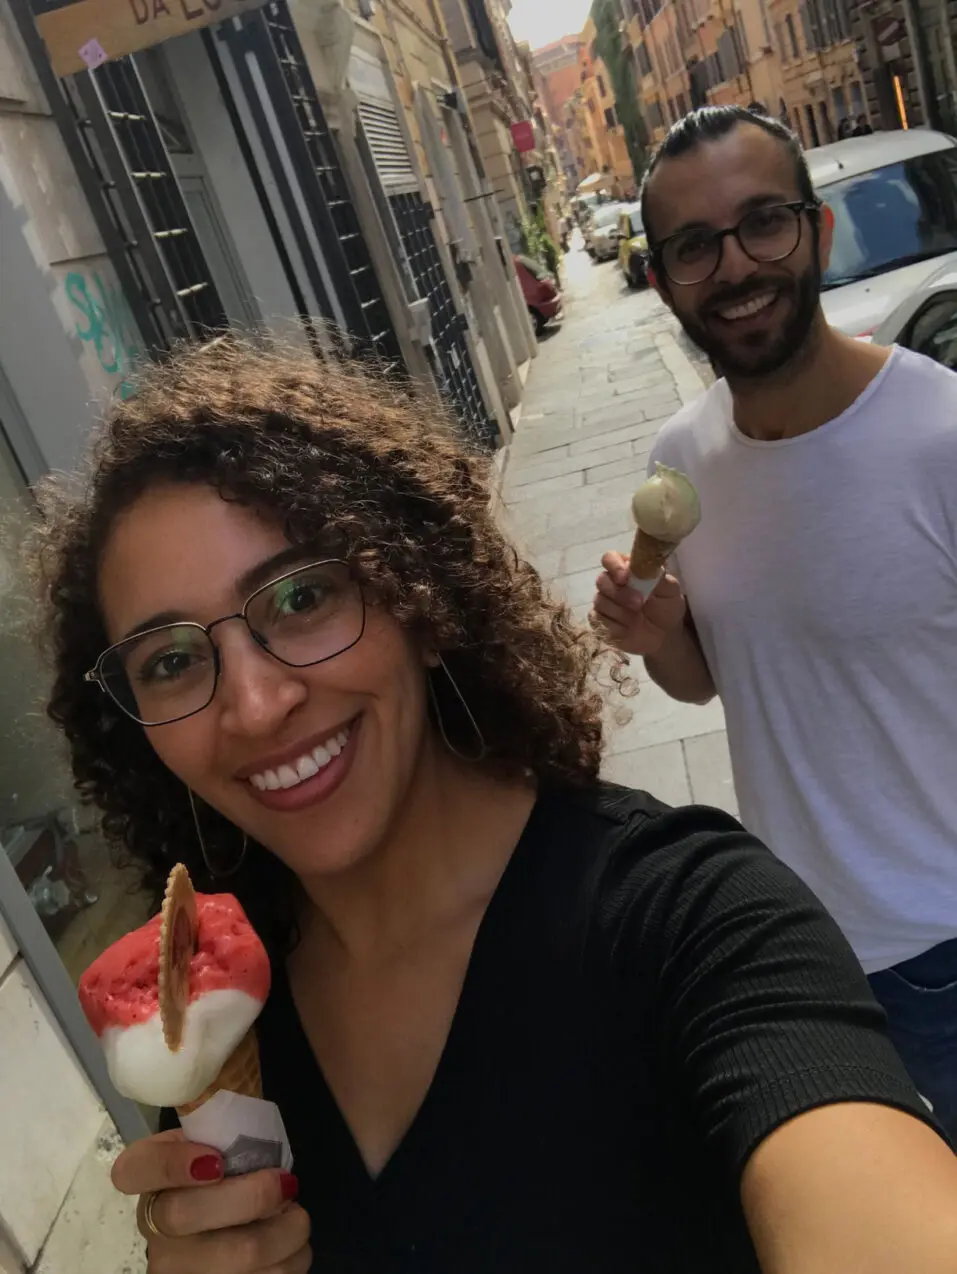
{"left": 654, "top": 201, "right": 820, "bottom": 286}
{"left": 84, "top": 559, "right": 366, "bottom": 727}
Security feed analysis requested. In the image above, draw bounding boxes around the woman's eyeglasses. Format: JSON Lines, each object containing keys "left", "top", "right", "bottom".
{"left": 84, "top": 559, "right": 365, "bottom": 726}
{"left": 653, "top": 201, "right": 821, "bottom": 286}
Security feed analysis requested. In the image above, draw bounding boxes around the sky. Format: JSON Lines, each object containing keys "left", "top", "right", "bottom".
{"left": 507, "top": 0, "right": 592, "bottom": 50}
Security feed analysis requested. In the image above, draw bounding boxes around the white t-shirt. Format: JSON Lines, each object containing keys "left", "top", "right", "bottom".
{"left": 650, "top": 346, "right": 957, "bottom": 972}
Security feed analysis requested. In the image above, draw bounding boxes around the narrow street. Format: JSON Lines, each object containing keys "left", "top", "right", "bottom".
{"left": 501, "top": 240, "right": 738, "bottom": 814}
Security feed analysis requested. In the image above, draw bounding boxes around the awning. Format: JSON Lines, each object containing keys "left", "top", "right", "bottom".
{"left": 577, "top": 172, "right": 612, "bottom": 193}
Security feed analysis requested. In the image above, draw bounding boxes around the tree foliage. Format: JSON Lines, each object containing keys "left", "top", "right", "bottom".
{"left": 590, "top": 0, "right": 649, "bottom": 185}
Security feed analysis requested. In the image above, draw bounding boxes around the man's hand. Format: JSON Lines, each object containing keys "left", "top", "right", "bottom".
{"left": 592, "top": 552, "right": 687, "bottom": 656}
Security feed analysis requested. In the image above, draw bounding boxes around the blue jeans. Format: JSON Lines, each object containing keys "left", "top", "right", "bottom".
{"left": 868, "top": 936, "right": 957, "bottom": 1143}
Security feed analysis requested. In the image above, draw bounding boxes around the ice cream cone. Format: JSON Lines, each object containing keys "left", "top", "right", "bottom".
{"left": 628, "top": 527, "right": 676, "bottom": 581}
{"left": 177, "top": 1028, "right": 262, "bottom": 1115}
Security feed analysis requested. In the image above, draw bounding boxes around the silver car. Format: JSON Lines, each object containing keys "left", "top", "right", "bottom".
{"left": 585, "top": 202, "right": 624, "bottom": 262}
{"left": 870, "top": 258, "right": 957, "bottom": 370}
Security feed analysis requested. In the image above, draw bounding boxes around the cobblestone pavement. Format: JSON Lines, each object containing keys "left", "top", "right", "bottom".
{"left": 500, "top": 240, "right": 737, "bottom": 815}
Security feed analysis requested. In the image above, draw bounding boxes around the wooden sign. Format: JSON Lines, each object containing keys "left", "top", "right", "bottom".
{"left": 36, "top": 0, "right": 267, "bottom": 78}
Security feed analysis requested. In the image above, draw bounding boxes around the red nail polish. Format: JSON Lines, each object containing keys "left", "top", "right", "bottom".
{"left": 190, "top": 1153, "right": 224, "bottom": 1182}
{"left": 280, "top": 1172, "right": 299, "bottom": 1202}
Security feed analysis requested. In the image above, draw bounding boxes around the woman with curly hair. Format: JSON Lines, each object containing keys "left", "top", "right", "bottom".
{"left": 31, "top": 339, "right": 956, "bottom": 1274}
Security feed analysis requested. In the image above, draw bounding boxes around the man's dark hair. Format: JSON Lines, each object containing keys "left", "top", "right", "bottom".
{"left": 640, "top": 105, "right": 816, "bottom": 244}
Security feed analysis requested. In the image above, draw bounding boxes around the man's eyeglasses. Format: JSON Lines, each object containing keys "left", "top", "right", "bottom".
{"left": 84, "top": 559, "right": 365, "bottom": 727}
{"left": 652, "top": 201, "right": 821, "bottom": 286}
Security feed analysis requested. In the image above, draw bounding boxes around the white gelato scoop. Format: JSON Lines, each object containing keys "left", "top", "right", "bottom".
{"left": 631, "top": 462, "right": 701, "bottom": 543}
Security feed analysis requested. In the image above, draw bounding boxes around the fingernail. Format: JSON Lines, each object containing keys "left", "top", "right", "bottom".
{"left": 190, "top": 1153, "right": 224, "bottom": 1182}
{"left": 280, "top": 1173, "right": 299, "bottom": 1202}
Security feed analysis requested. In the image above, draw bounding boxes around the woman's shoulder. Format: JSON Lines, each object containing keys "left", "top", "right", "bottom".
{"left": 534, "top": 780, "right": 813, "bottom": 951}
{"left": 535, "top": 779, "right": 755, "bottom": 881}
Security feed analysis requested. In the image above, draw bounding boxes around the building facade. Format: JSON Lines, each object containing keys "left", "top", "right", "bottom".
{"left": 849, "top": 0, "right": 957, "bottom": 135}
{"left": 531, "top": 33, "right": 586, "bottom": 184}
{"left": 618, "top": 0, "right": 867, "bottom": 148}
{"left": 576, "top": 17, "right": 636, "bottom": 193}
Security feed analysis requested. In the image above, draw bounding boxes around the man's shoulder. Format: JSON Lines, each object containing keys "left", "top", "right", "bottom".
{"left": 884, "top": 346, "right": 957, "bottom": 408}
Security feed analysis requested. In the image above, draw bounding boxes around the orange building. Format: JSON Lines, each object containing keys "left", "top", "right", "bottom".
{"left": 621, "top": 0, "right": 865, "bottom": 153}
{"left": 532, "top": 34, "right": 587, "bottom": 128}
{"left": 574, "top": 17, "right": 636, "bottom": 195}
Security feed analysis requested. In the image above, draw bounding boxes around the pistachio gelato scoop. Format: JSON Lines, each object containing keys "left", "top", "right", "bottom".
{"left": 631, "top": 463, "right": 701, "bottom": 543}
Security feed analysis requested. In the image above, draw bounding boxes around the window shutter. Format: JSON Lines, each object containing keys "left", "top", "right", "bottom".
{"left": 357, "top": 99, "right": 419, "bottom": 194}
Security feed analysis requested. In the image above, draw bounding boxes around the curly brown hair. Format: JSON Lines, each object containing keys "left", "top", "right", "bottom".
{"left": 28, "top": 337, "right": 618, "bottom": 957}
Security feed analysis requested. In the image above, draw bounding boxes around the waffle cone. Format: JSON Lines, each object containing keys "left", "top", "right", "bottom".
{"left": 629, "top": 527, "right": 677, "bottom": 580}
{"left": 177, "top": 1029, "right": 262, "bottom": 1116}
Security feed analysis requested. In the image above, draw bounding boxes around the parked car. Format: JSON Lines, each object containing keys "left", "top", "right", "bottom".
{"left": 869, "top": 258, "right": 957, "bottom": 369}
{"left": 584, "top": 202, "right": 623, "bottom": 261}
{"left": 617, "top": 203, "right": 648, "bottom": 287}
{"left": 811, "top": 130, "right": 957, "bottom": 338}
{"left": 514, "top": 255, "right": 563, "bottom": 335}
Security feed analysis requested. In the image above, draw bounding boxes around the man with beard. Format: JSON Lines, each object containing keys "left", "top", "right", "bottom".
{"left": 593, "top": 106, "right": 957, "bottom": 1139}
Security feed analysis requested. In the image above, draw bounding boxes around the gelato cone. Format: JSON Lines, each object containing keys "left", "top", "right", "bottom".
{"left": 629, "top": 527, "right": 678, "bottom": 583}
{"left": 80, "top": 863, "right": 291, "bottom": 1174}
{"left": 627, "top": 463, "right": 701, "bottom": 597}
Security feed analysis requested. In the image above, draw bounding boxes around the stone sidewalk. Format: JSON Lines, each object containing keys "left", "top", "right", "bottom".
{"left": 500, "top": 243, "right": 737, "bottom": 815}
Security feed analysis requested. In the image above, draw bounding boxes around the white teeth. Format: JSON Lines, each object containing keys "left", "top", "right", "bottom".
{"left": 247, "top": 725, "right": 351, "bottom": 793}
{"left": 297, "top": 754, "right": 319, "bottom": 781}
{"left": 277, "top": 764, "right": 300, "bottom": 789}
{"left": 719, "top": 292, "right": 775, "bottom": 320}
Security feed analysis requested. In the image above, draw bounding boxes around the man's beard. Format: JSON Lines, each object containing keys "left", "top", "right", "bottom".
{"left": 672, "top": 259, "right": 822, "bottom": 380}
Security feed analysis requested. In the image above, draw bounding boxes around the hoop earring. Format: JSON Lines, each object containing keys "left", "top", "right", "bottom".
{"left": 187, "top": 788, "right": 248, "bottom": 878}
{"left": 428, "top": 653, "right": 487, "bottom": 763}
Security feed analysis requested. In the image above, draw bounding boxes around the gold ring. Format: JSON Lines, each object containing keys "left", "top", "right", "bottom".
{"left": 141, "top": 1190, "right": 167, "bottom": 1240}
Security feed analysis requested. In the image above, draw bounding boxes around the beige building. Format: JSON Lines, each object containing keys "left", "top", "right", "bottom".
{"left": 765, "top": 0, "right": 864, "bottom": 144}
{"left": 440, "top": 0, "right": 536, "bottom": 245}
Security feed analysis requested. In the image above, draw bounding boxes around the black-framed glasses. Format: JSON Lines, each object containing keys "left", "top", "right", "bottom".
{"left": 84, "top": 559, "right": 365, "bottom": 727}
{"left": 653, "top": 201, "right": 821, "bottom": 286}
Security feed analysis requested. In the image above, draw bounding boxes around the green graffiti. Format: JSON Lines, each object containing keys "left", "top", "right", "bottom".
{"left": 65, "top": 271, "right": 141, "bottom": 399}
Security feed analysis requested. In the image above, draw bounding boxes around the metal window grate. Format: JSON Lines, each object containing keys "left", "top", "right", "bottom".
{"left": 259, "top": 1, "right": 402, "bottom": 369}
{"left": 60, "top": 75, "right": 173, "bottom": 352}
{"left": 388, "top": 192, "right": 496, "bottom": 449}
{"left": 91, "top": 58, "right": 227, "bottom": 337}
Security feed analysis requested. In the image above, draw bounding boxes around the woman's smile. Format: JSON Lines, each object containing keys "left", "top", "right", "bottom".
{"left": 237, "top": 714, "right": 361, "bottom": 812}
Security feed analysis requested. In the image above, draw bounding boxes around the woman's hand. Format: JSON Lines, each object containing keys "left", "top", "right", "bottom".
{"left": 113, "top": 1130, "right": 311, "bottom": 1273}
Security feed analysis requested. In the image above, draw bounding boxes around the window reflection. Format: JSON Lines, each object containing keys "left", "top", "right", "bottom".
{"left": 822, "top": 151, "right": 957, "bottom": 287}
{"left": 0, "top": 426, "right": 149, "bottom": 986}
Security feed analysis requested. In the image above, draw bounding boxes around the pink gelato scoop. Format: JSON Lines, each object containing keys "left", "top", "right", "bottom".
{"left": 79, "top": 893, "right": 270, "bottom": 1107}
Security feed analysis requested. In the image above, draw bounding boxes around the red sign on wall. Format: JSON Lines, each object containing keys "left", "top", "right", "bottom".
{"left": 510, "top": 120, "right": 536, "bottom": 153}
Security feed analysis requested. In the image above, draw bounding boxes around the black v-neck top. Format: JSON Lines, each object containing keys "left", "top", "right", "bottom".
{"left": 183, "top": 783, "right": 940, "bottom": 1271}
